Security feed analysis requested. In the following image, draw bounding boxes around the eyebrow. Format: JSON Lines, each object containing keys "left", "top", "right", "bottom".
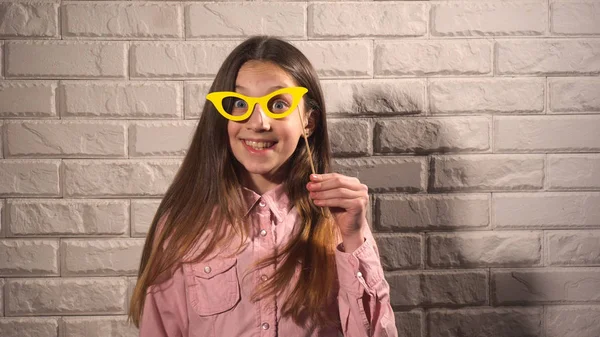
{"left": 235, "top": 84, "right": 287, "bottom": 91}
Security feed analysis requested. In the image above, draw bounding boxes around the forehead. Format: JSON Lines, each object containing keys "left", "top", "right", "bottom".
{"left": 235, "top": 60, "right": 298, "bottom": 92}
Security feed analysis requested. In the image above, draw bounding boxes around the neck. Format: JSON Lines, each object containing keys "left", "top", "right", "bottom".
{"left": 235, "top": 160, "right": 290, "bottom": 195}
{"left": 243, "top": 172, "right": 282, "bottom": 195}
{"left": 245, "top": 174, "right": 279, "bottom": 195}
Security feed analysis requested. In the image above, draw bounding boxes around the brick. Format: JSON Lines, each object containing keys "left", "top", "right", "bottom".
{"left": 427, "top": 231, "right": 541, "bottom": 268}
{"left": 494, "top": 116, "right": 600, "bottom": 152}
{"left": 376, "top": 194, "right": 489, "bottom": 231}
{"left": 547, "top": 230, "right": 600, "bottom": 266}
{"left": 131, "top": 200, "right": 160, "bottom": 237}
{"left": 130, "top": 41, "right": 238, "bottom": 79}
{"left": 184, "top": 81, "right": 212, "bottom": 119}
{"left": 127, "top": 277, "right": 137, "bottom": 307}
{"left": 0, "top": 239, "right": 59, "bottom": 276}
{"left": 0, "top": 160, "right": 60, "bottom": 197}
{"left": 130, "top": 121, "right": 197, "bottom": 157}
{"left": 492, "top": 268, "right": 600, "bottom": 304}
{"left": 7, "top": 199, "right": 129, "bottom": 237}
{"left": 6, "top": 120, "right": 126, "bottom": 157}
{"left": 5, "top": 277, "right": 127, "bottom": 315}
{"left": 61, "top": 316, "right": 138, "bottom": 337}
{"left": 0, "top": 81, "right": 57, "bottom": 118}
{"left": 431, "top": 155, "right": 544, "bottom": 192}
{"left": 496, "top": 39, "right": 600, "bottom": 75}
{"left": 493, "top": 192, "right": 600, "bottom": 229}
{"left": 375, "top": 117, "right": 490, "bottom": 154}
{"left": 429, "top": 78, "right": 544, "bottom": 114}
{"left": 0, "top": 317, "right": 59, "bottom": 337}
{"left": 366, "top": 195, "right": 374, "bottom": 230}
{"left": 333, "top": 157, "right": 427, "bottom": 192}
{"left": 61, "top": 239, "right": 144, "bottom": 276}
{"left": 321, "top": 79, "right": 425, "bottom": 115}
{"left": 0, "top": 278, "right": 4, "bottom": 315}
{"left": 6, "top": 41, "right": 127, "bottom": 79}
{"left": 548, "top": 154, "right": 600, "bottom": 190}
{"left": 61, "top": 81, "right": 182, "bottom": 119}
{"left": 309, "top": 3, "right": 427, "bottom": 38}
{"left": 187, "top": 3, "right": 304, "bottom": 38}
{"left": 0, "top": 200, "right": 4, "bottom": 237}
{"left": 549, "top": 78, "right": 600, "bottom": 113}
{"left": 328, "top": 119, "right": 372, "bottom": 157}
{"left": 293, "top": 41, "right": 372, "bottom": 79}
{"left": 387, "top": 270, "right": 487, "bottom": 307}
{"left": 439, "top": 0, "right": 546, "bottom": 1}
{"left": 0, "top": 2, "right": 58, "bottom": 38}
{"left": 375, "top": 40, "right": 492, "bottom": 76}
{"left": 428, "top": 307, "right": 542, "bottom": 337}
{"left": 552, "top": 2, "right": 600, "bottom": 35}
{"left": 394, "top": 310, "right": 422, "bottom": 337}
{"left": 64, "top": 160, "right": 181, "bottom": 197}
{"left": 62, "top": 3, "right": 182, "bottom": 38}
{"left": 546, "top": 306, "right": 600, "bottom": 337}
{"left": 374, "top": 233, "right": 421, "bottom": 270}
{"left": 432, "top": 2, "right": 546, "bottom": 37}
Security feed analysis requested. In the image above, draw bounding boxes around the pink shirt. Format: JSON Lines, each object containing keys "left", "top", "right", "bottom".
{"left": 139, "top": 183, "right": 397, "bottom": 337}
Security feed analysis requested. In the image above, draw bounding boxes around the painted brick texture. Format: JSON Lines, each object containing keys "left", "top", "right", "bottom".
{"left": 1, "top": 1, "right": 599, "bottom": 337}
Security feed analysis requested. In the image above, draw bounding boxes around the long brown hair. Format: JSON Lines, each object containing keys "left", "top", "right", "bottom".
{"left": 129, "top": 36, "right": 339, "bottom": 328}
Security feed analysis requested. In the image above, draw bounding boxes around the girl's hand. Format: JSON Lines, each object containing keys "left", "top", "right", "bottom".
{"left": 306, "top": 173, "right": 368, "bottom": 252}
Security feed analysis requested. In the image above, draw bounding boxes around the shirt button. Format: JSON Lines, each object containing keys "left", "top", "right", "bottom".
{"left": 356, "top": 271, "right": 362, "bottom": 278}
{"left": 261, "top": 323, "right": 270, "bottom": 330}
{"left": 260, "top": 229, "right": 267, "bottom": 237}
{"left": 204, "top": 266, "right": 212, "bottom": 274}
{"left": 261, "top": 274, "right": 268, "bottom": 282}
{"left": 259, "top": 200, "right": 266, "bottom": 207}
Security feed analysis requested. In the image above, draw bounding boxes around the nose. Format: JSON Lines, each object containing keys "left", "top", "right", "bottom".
{"left": 245, "top": 102, "right": 271, "bottom": 131}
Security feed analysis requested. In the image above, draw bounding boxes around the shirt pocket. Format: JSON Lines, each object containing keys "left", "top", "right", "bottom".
{"left": 183, "top": 256, "right": 240, "bottom": 316}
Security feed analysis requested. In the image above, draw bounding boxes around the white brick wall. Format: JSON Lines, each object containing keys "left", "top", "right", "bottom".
{"left": 1, "top": 1, "right": 599, "bottom": 336}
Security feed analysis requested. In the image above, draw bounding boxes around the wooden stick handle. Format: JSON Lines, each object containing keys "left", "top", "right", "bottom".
{"left": 297, "top": 109, "right": 330, "bottom": 218}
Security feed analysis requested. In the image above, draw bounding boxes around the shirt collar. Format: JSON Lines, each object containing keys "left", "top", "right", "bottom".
{"left": 242, "top": 183, "right": 293, "bottom": 223}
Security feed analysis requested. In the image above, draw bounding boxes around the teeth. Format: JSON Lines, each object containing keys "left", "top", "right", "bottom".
{"left": 244, "top": 140, "right": 275, "bottom": 150}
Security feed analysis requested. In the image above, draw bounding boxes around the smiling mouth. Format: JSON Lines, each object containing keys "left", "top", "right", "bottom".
{"left": 242, "top": 139, "right": 277, "bottom": 150}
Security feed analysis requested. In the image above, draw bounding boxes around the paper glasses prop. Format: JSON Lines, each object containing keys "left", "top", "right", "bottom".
{"left": 206, "top": 86, "right": 329, "bottom": 217}
{"left": 206, "top": 86, "right": 317, "bottom": 175}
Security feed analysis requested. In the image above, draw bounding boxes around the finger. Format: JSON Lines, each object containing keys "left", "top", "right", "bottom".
{"left": 313, "top": 197, "right": 364, "bottom": 210}
{"left": 309, "top": 187, "right": 363, "bottom": 201}
{"left": 309, "top": 174, "right": 362, "bottom": 192}
{"left": 311, "top": 173, "right": 357, "bottom": 183}
{"left": 310, "top": 173, "right": 337, "bottom": 181}
{"left": 309, "top": 181, "right": 366, "bottom": 194}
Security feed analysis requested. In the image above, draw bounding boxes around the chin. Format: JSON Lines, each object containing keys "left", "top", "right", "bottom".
{"left": 239, "top": 162, "right": 277, "bottom": 175}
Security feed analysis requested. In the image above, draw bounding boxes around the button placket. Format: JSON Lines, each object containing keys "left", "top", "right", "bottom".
{"left": 259, "top": 293, "right": 277, "bottom": 336}
{"left": 253, "top": 202, "right": 277, "bottom": 337}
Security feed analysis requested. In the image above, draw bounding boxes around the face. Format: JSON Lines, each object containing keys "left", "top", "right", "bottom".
{"left": 227, "top": 60, "right": 311, "bottom": 191}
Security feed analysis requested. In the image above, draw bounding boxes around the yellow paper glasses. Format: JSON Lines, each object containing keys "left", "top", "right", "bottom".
{"left": 206, "top": 87, "right": 308, "bottom": 122}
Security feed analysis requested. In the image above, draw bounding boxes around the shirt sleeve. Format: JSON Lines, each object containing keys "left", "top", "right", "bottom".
{"left": 139, "top": 267, "right": 189, "bottom": 337}
{"left": 334, "top": 228, "right": 398, "bottom": 337}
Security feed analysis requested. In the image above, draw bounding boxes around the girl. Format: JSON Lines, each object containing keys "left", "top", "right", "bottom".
{"left": 129, "top": 36, "right": 397, "bottom": 337}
